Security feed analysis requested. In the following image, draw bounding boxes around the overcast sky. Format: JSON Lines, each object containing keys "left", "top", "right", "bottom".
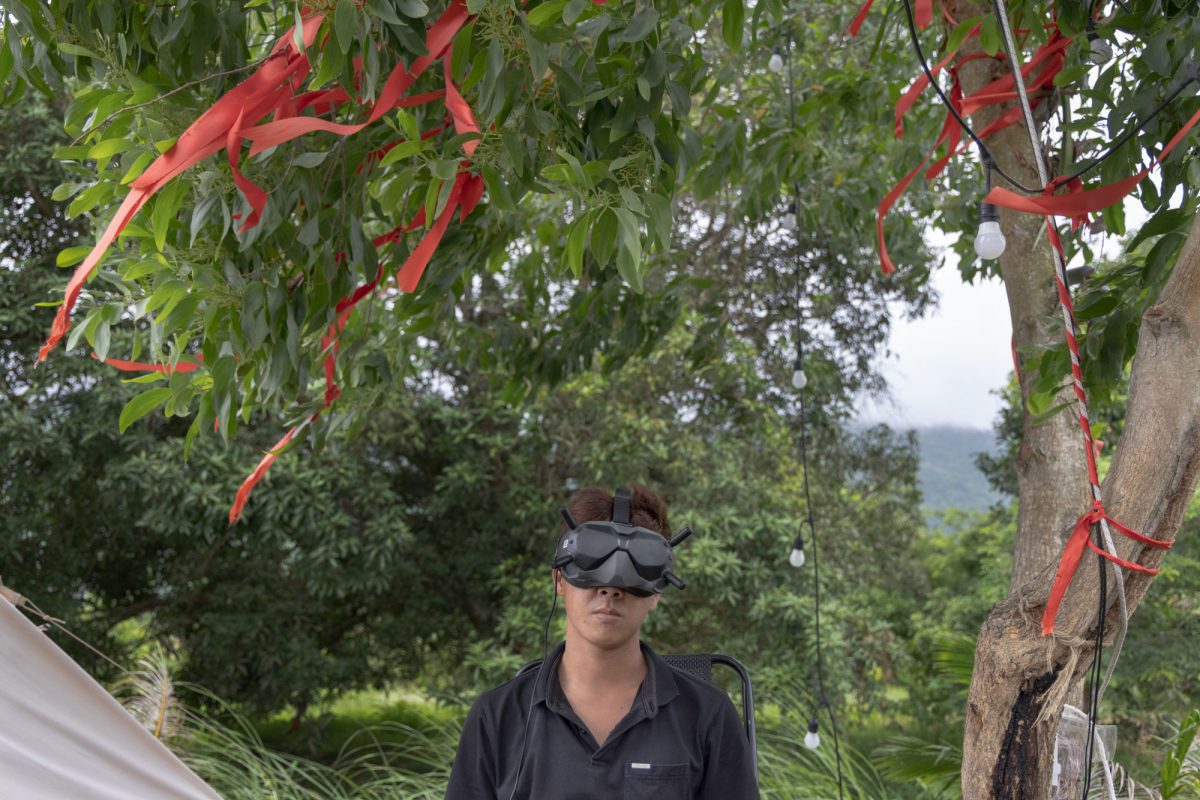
{"left": 861, "top": 198, "right": 1150, "bottom": 432}
{"left": 858, "top": 247, "right": 1012, "bottom": 432}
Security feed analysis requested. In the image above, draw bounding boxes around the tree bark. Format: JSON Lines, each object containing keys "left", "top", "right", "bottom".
{"left": 962, "top": 211, "right": 1200, "bottom": 799}
{"left": 941, "top": 3, "right": 1200, "bottom": 796}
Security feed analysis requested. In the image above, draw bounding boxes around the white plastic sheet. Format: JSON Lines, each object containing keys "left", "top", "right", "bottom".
{"left": 0, "top": 594, "right": 221, "bottom": 800}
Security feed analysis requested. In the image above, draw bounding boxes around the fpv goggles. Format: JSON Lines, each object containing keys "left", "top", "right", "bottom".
{"left": 553, "top": 488, "right": 693, "bottom": 597}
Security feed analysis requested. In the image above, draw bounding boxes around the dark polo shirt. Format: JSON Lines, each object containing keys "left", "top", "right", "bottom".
{"left": 445, "top": 641, "right": 759, "bottom": 800}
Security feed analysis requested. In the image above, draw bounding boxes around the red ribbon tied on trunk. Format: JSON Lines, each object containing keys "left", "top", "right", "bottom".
{"left": 1041, "top": 502, "right": 1171, "bottom": 636}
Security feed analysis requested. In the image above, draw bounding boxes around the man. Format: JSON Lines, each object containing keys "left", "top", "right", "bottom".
{"left": 446, "top": 484, "right": 759, "bottom": 799}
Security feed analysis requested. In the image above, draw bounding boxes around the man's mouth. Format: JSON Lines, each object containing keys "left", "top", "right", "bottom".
{"left": 593, "top": 608, "right": 623, "bottom": 618}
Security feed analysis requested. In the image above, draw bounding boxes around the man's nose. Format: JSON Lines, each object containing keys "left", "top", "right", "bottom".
{"left": 598, "top": 586, "right": 624, "bottom": 597}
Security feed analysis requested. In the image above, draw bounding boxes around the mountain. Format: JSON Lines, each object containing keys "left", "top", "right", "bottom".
{"left": 913, "top": 425, "right": 1005, "bottom": 513}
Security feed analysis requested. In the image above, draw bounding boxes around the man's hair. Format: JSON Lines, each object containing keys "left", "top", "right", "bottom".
{"left": 560, "top": 483, "right": 671, "bottom": 539}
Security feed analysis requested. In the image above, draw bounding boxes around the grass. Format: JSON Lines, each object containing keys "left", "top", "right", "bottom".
{"left": 158, "top": 674, "right": 1200, "bottom": 799}
{"left": 174, "top": 678, "right": 915, "bottom": 800}
{"left": 253, "top": 688, "right": 462, "bottom": 765}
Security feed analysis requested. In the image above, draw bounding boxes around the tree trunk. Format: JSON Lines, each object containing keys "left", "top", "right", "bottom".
{"left": 943, "top": 3, "right": 1200, "bottom": 796}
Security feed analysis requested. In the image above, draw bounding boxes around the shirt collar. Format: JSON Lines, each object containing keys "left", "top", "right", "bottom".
{"left": 531, "top": 640, "right": 680, "bottom": 716}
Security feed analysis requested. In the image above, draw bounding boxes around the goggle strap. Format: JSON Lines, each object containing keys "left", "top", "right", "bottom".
{"left": 613, "top": 487, "right": 632, "bottom": 525}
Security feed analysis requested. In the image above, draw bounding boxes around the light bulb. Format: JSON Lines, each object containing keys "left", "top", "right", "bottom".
{"left": 975, "top": 221, "right": 1006, "bottom": 259}
{"left": 789, "top": 547, "right": 806, "bottom": 568}
{"left": 768, "top": 49, "right": 784, "bottom": 73}
{"left": 1089, "top": 36, "right": 1113, "bottom": 65}
{"left": 1086, "top": 22, "right": 1112, "bottom": 66}
{"left": 974, "top": 202, "right": 1006, "bottom": 260}
{"left": 805, "top": 718, "right": 820, "bottom": 749}
{"left": 791, "top": 367, "right": 807, "bottom": 389}
{"left": 782, "top": 211, "right": 797, "bottom": 231}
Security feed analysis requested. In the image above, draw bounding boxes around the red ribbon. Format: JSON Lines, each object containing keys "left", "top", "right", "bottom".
{"left": 98, "top": 355, "right": 202, "bottom": 374}
{"left": 37, "top": 14, "right": 325, "bottom": 363}
{"left": 875, "top": 28, "right": 1072, "bottom": 275}
{"left": 849, "top": 0, "right": 930, "bottom": 37}
{"left": 984, "top": 106, "right": 1200, "bottom": 219}
{"left": 243, "top": 0, "right": 470, "bottom": 155}
{"left": 228, "top": 421, "right": 308, "bottom": 525}
{"left": 1041, "top": 501, "right": 1171, "bottom": 636}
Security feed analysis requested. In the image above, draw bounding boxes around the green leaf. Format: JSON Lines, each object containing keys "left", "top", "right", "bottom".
{"left": 67, "top": 182, "right": 112, "bottom": 219}
{"left": 526, "top": 0, "right": 566, "bottom": 27}
{"left": 565, "top": 211, "right": 591, "bottom": 278}
{"left": 1053, "top": 63, "right": 1089, "bottom": 88}
{"left": 292, "top": 150, "right": 330, "bottom": 169}
{"left": 615, "top": 237, "right": 643, "bottom": 293}
{"left": 119, "top": 387, "right": 172, "bottom": 433}
{"left": 152, "top": 180, "right": 189, "bottom": 252}
{"left": 335, "top": 0, "right": 357, "bottom": 54}
{"left": 119, "top": 151, "right": 155, "bottom": 184}
{"left": 590, "top": 208, "right": 617, "bottom": 267}
{"left": 614, "top": 8, "right": 659, "bottom": 44}
{"left": 481, "top": 166, "right": 515, "bottom": 212}
{"left": 293, "top": 3, "right": 306, "bottom": 54}
{"left": 56, "top": 245, "right": 92, "bottom": 267}
{"left": 721, "top": 0, "right": 744, "bottom": 53}
{"left": 396, "top": 0, "right": 429, "bottom": 18}
{"left": 50, "top": 182, "right": 84, "bottom": 201}
{"left": 945, "top": 15, "right": 982, "bottom": 56}
{"left": 93, "top": 321, "right": 111, "bottom": 362}
{"left": 613, "top": 206, "right": 641, "bottom": 260}
{"left": 59, "top": 42, "right": 102, "bottom": 59}
{"left": 979, "top": 15, "right": 1000, "bottom": 56}
{"left": 310, "top": 41, "right": 347, "bottom": 88}
{"left": 643, "top": 193, "right": 672, "bottom": 248}
{"left": 563, "top": 0, "right": 588, "bottom": 25}
{"left": 395, "top": 108, "right": 420, "bottom": 142}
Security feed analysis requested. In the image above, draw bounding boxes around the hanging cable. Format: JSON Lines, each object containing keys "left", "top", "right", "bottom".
{"left": 781, "top": 27, "right": 847, "bottom": 799}
{"left": 898, "top": 0, "right": 1197, "bottom": 199}
{"left": 1064, "top": 67, "right": 1200, "bottom": 184}
{"left": 898, "top": 0, "right": 1041, "bottom": 193}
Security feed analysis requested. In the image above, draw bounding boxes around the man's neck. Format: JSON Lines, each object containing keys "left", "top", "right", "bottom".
{"left": 559, "top": 636, "right": 646, "bottom": 694}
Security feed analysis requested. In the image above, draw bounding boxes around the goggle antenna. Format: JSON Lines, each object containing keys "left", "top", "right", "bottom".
{"left": 560, "top": 506, "right": 579, "bottom": 530}
{"left": 669, "top": 526, "right": 693, "bottom": 548}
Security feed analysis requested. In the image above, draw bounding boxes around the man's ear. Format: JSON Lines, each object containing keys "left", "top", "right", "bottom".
{"left": 553, "top": 569, "right": 563, "bottom": 595}
{"left": 649, "top": 593, "right": 661, "bottom": 611}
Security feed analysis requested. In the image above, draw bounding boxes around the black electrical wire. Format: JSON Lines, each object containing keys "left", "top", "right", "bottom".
{"left": 1063, "top": 68, "right": 1199, "bottom": 184}
{"left": 898, "top": 0, "right": 1042, "bottom": 194}
{"left": 506, "top": 577, "right": 559, "bottom": 800}
{"left": 900, "top": 0, "right": 1199, "bottom": 198}
{"left": 795, "top": 343, "right": 848, "bottom": 800}
{"left": 1080, "top": 530, "right": 1108, "bottom": 799}
{"left": 782, "top": 30, "right": 847, "bottom": 800}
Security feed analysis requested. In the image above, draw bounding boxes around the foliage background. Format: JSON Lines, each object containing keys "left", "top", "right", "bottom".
{"left": 3, "top": 0, "right": 1200, "bottom": 795}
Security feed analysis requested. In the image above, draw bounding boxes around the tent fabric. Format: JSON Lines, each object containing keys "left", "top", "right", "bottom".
{"left": 0, "top": 594, "right": 221, "bottom": 800}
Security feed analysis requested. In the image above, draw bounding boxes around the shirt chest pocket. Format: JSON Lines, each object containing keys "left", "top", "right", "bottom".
{"left": 623, "top": 762, "right": 691, "bottom": 800}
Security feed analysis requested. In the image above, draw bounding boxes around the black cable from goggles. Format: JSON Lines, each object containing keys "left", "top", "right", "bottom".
{"left": 506, "top": 571, "right": 559, "bottom": 800}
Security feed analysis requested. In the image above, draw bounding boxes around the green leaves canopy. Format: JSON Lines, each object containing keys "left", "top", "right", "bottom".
{"left": 1, "top": 0, "right": 937, "bottom": 485}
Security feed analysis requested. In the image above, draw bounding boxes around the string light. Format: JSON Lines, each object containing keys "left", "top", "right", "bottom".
{"left": 975, "top": 201, "right": 1006, "bottom": 259}
{"left": 781, "top": 22, "right": 846, "bottom": 797}
{"left": 791, "top": 354, "right": 808, "bottom": 389}
{"left": 804, "top": 718, "right": 821, "bottom": 749}
{"left": 782, "top": 201, "right": 798, "bottom": 231}
{"left": 789, "top": 532, "right": 806, "bottom": 568}
{"left": 1086, "top": 20, "right": 1113, "bottom": 66}
{"left": 769, "top": 46, "right": 785, "bottom": 74}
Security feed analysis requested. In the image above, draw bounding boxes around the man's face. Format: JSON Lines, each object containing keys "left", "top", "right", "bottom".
{"left": 555, "top": 572, "right": 660, "bottom": 651}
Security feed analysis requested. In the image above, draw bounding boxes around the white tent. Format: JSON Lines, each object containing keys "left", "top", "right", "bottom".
{"left": 0, "top": 592, "right": 221, "bottom": 799}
